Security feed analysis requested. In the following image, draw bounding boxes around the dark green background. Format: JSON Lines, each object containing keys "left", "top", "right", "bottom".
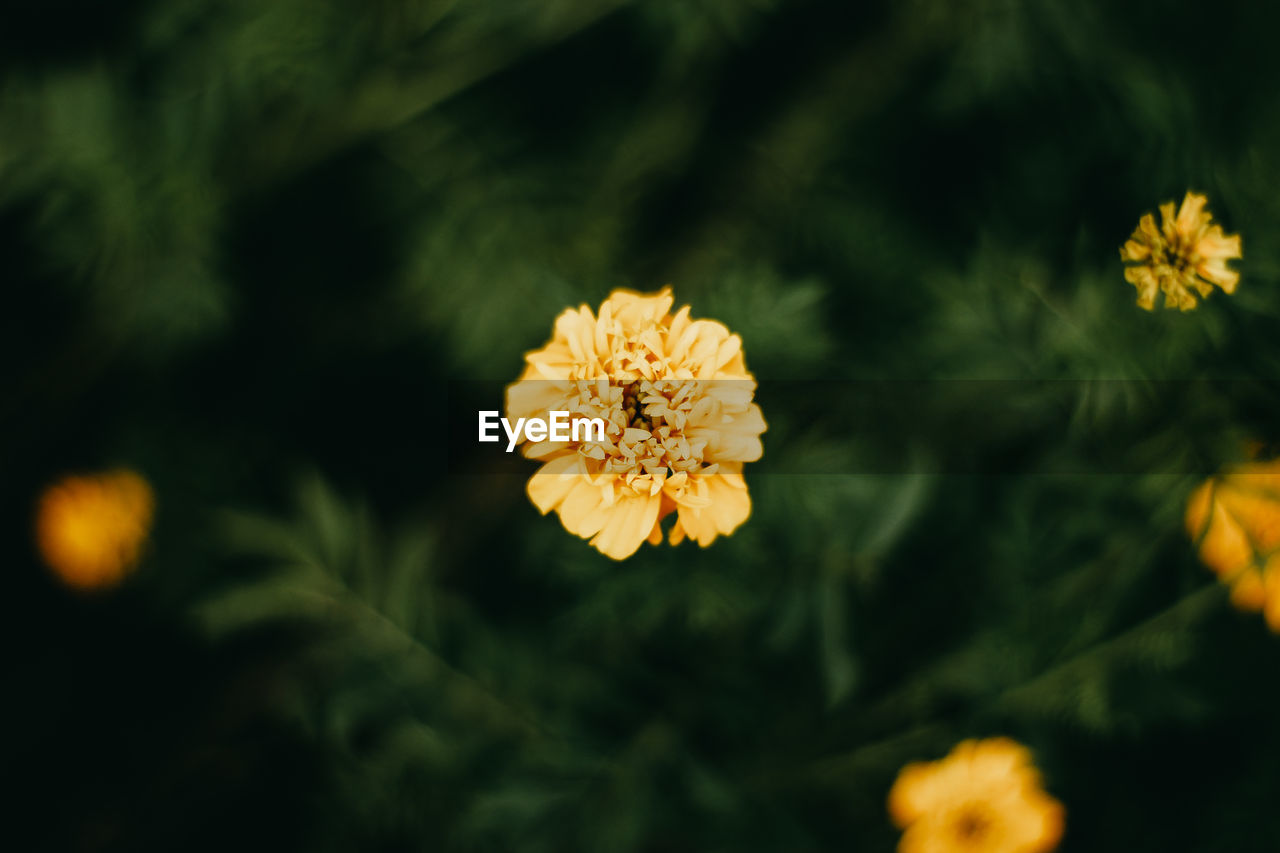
{"left": 6, "top": 0, "right": 1280, "bottom": 850}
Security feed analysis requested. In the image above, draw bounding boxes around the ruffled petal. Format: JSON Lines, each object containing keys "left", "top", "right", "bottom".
{"left": 526, "top": 453, "right": 587, "bottom": 514}
{"left": 589, "top": 492, "right": 661, "bottom": 560}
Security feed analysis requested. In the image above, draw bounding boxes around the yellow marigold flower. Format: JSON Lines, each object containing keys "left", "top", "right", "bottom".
{"left": 1120, "top": 191, "right": 1241, "bottom": 311}
{"left": 1186, "top": 458, "right": 1280, "bottom": 628}
{"left": 506, "top": 287, "right": 766, "bottom": 560}
{"left": 888, "top": 738, "right": 1064, "bottom": 853}
{"left": 36, "top": 470, "right": 154, "bottom": 591}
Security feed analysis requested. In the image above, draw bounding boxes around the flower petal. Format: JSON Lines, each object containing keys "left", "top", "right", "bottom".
{"left": 526, "top": 454, "right": 586, "bottom": 514}
{"left": 589, "top": 492, "right": 661, "bottom": 560}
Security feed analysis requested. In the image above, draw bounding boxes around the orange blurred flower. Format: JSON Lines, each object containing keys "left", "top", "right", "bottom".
{"left": 1186, "top": 458, "right": 1280, "bottom": 627}
{"left": 36, "top": 470, "right": 154, "bottom": 591}
{"left": 888, "top": 738, "right": 1064, "bottom": 853}
{"left": 506, "top": 287, "right": 766, "bottom": 560}
{"left": 1119, "top": 191, "right": 1241, "bottom": 311}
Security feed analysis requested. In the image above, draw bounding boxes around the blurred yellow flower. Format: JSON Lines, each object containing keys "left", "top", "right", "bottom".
{"left": 36, "top": 470, "right": 154, "bottom": 591}
{"left": 1186, "top": 458, "right": 1280, "bottom": 627}
{"left": 506, "top": 287, "right": 765, "bottom": 560}
{"left": 1119, "top": 191, "right": 1241, "bottom": 311}
{"left": 888, "top": 738, "right": 1064, "bottom": 853}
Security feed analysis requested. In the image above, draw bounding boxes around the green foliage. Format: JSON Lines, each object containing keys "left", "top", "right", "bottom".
{"left": 10, "top": 0, "right": 1280, "bottom": 851}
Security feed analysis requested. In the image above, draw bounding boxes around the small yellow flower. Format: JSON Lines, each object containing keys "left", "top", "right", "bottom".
{"left": 36, "top": 470, "right": 154, "bottom": 591}
{"left": 1119, "top": 191, "right": 1241, "bottom": 311}
{"left": 1186, "top": 458, "right": 1280, "bottom": 627}
{"left": 506, "top": 287, "right": 766, "bottom": 560}
{"left": 888, "top": 738, "right": 1064, "bottom": 853}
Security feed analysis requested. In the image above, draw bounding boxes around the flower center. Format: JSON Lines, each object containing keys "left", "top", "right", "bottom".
{"left": 621, "top": 380, "right": 653, "bottom": 431}
{"left": 1152, "top": 236, "right": 1199, "bottom": 274}
{"left": 951, "top": 806, "right": 993, "bottom": 844}
{"left": 560, "top": 375, "right": 714, "bottom": 488}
